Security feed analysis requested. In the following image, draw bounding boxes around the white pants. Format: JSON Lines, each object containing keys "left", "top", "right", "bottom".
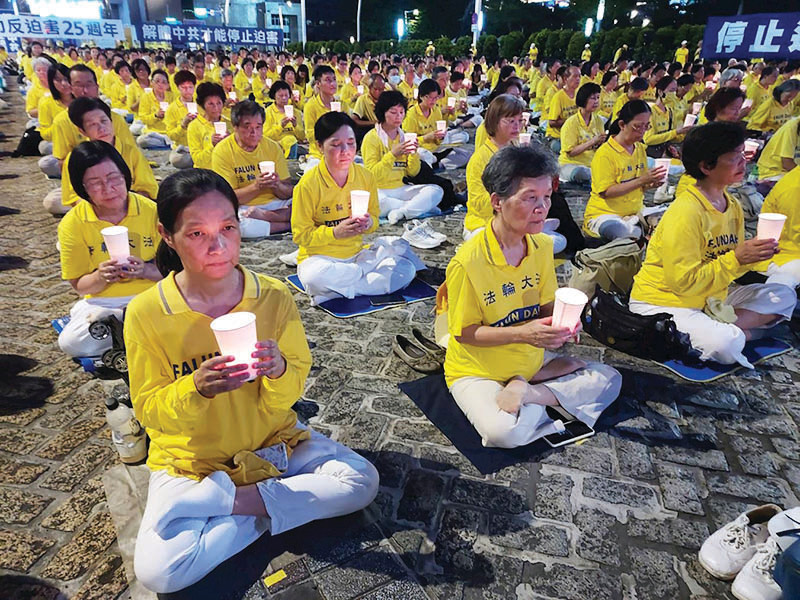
{"left": 137, "top": 131, "right": 172, "bottom": 148}
{"left": 42, "top": 188, "right": 70, "bottom": 215}
{"left": 766, "top": 260, "right": 800, "bottom": 289}
{"left": 378, "top": 184, "right": 443, "bottom": 224}
{"left": 169, "top": 146, "right": 193, "bottom": 169}
{"left": 559, "top": 163, "right": 591, "bottom": 184}
{"left": 58, "top": 296, "right": 132, "bottom": 358}
{"left": 129, "top": 120, "right": 145, "bottom": 136}
{"left": 38, "top": 140, "right": 52, "bottom": 155}
{"left": 297, "top": 236, "right": 425, "bottom": 305}
{"left": 585, "top": 214, "right": 642, "bottom": 240}
{"left": 630, "top": 283, "right": 796, "bottom": 367}
{"left": 449, "top": 358, "right": 622, "bottom": 448}
{"left": 38, "top": 154, "right": 61, "bottom": 178}
{"left": 238, "top": 199, "right": 292, "bottom": 240}
{"left": 439, "top": 145, "right": 472, "bottom": 170}
{"left": 134, "top": 427, "right": 379, "bottom": 594}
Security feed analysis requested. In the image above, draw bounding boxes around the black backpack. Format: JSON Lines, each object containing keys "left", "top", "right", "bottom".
{"left": 11, "top": 126, "right": 42, "bottom": 157}
{"left": 582, "top": 286, "right": 700, "bottom": 363}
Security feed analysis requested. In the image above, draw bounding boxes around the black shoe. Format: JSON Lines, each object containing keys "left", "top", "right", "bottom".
{"left": 416, "top": 266, "right": 446, "bottom": 287}
{"left": 410, "top": 328, "right": 446, "bottom": 364}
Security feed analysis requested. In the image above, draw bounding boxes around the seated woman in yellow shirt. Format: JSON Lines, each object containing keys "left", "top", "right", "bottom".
{"left": 610, "top": 76, "right": 648, "bottom": 121}
{"left": 443, "top": 143, "right": 621, "bottom": 448}
{"left": 263, "top": 80, "right": 305, "bottom": 159}
{"left": 164, "top": 70, "right": 198, "bottom": 169}
{"left": 136, "top": 69, "right": 174, "bottom": 149}
{"left": 292, "top": 112, "right": 425, "bottom": 305}
{"left": 559, "top": 82, "right": 606, "bottom": 184}
{"left": 26, "top": 56, "right": 51, "bottom": 120}
{"left": 630, "top": 122, "right": 795, "bottom": 366}
{"left": 362, "top": 90, "right": 443, "bottom": 224}
{"left": 757, "top": 116, "right": 800, "bottom": 180}
{"left": 187, "top": 82, "right": 229, "bottom": 170}
{"left": 756, "top": 165, "right": 800, "bottom": 287}
{"left": 37, "top": 63, "right": 73, "bottom": 157}
{"left": 211, "top": 100, "right": 294, "bottom": 239}
{"left": 303, "top": 65, "right": 339, "bottom": 167}
{"left": 125, "top": 168, "right": 378, "bottom": 595}
{"left": 57, "top": 140, "right": 162, "bottom": 358}
{"left": 584, "top": 100, "right": 666, "bottom": 240}
{"left": 280, "top": 65, "right": 307, "bottom": 111}
{"left": 233, "top": 57, "right": 256, "bottom": 100}
{"left": 339, "top": 63, "right": 364, "bottom": 112}
{"left": 127, "top": 58, "right": 152, "bottom": 135}
{"left": 598, "top": 71, "right": 619, "bottom": 121}
{"left": 748, "top": 80, "right": 800, "bottom": 134}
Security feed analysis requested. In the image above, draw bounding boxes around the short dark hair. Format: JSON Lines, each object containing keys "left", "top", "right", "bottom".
{"left": 68, "top": 140, "right": 131, "bottom": 203}
{"left": 131, "top": 58, "right": 150, "bottom": 75}
{"left": 256, "top": 60, "right": 267, "bottom": 70}
{"left": 70, "top": 64, "right": 97, "bottom": 83}
{"left": 705, "top": 87, "right": 745, "bottom": 121}
{"left": 68, "top": 96, "right": 111, "bottom": 129}
{"left": 418, "top": 78, "right": 440, "bottom": 98}
{"left": 773, "top": 79, "right": 800, "bottom": 103}
{"left": 676, "top": 73, "right": 694, "bottom": 87}
{"left": 450, "top": 71, "right": 465, "bottom": 83}
{"left": 482, "top": 144, "right": 558, "bottom": 199}
{"left": 231, "top": 100, "right": 265, "bottom": 126}
{"left": 601, "top": 70, "right": 618, "bottom": 87}
{"left": 114, "top": 60, "right": 131, "bottom": 75}
{"left": 628, "top": 77, "right": 649, "bottom": 92}
{"left": 196, "top": 82, "right": 226, "bottom": 107}
{"left": 174, "top": 70, "right": 197, "bottom": 88}
{"left": 47, "top": 63, "right": 71, "bottom": 101}
{"left": 165, "top": 55, "right": 176, "bottom": 67}
{"left": 375, "top": 90, "right": 408, "bottom": 122}
{"left": 313, "top": 64, "right": 334, "bottom": 81}
{"left": 241, "top": 57, "right": 254, "bottom": 68}
{"left": 576, "top": 82, "right": 601, "bottom": 108}
{"left": 268, "top": 79, "right": 292, "bottom": 100}
{"left": 315, "top": 111, "right": 357, "bottom": 145}
{"left": 682, "top": 121, "right": 745, "bottom": 180}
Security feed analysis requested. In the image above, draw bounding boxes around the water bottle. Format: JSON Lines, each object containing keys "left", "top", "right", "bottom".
{"left": 105, "top": 395, "right": 147, "bottom": 464}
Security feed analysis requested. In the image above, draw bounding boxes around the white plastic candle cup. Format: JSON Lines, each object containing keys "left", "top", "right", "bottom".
{"left": 357, "top": 84, "right": 364, "bottom": 94}
{"left": 210, "top": 312, "right": 258, "bottom": 381}
{"left": 101, "top": 226, "right": 130, "bottom": 263}
{"left": 144, "top": 87, "right": 152, "bottom": 95}
{"left": 214, "top": 121, "right": 227, "bottom": 135}
{"left": 413, "top": 88, "right": 419, "bottom": 99}
{"left": 519, "top": 132, "right": 532, "bottom": 145}
{"left": 404, "top": 132, "right": 417, "bottom": 148}
{"left": 229, "top": 91, "right": 237, "bottom": 101}
{"left": 447, "top": 96, "right": 457, "bottom": 108}
{"left": 692, "top": 102, "right": 702, "bottom": 115}
{"left": 345, "top": 77, "right": 351, "bottom": 85}
{"left": 259, "top": 160, "right": 275, "bottom": 175}
{"left": 292, "top": 90, "right": 301, "bottom": 101}
{"left": 266, "top": 78, "right": 273, "bottom": 87}
{"left": 705, "top": 81, "right": 716, "bottom": 90}
{"left": 330, "top": 101, "right": 342, "bottom": 112}
{"left": 284, "top": 105, "right": 294, "bottom": 119}
{"left": 740, "top": 84, "right": 747, "bottom": 92}
{"left": 552, "top": 288, "right": 589, "bottom": 331}
{"left": 742, "top": 98, "right": 753, "bottom": 109}
{"left": 480, "top": 74, "right": 487, "bottom": 82}
{"left": 683, "top": 113, "right": 697, "bottom": 128}
{"left": 522, "top": 111, "right": 531, "bottom": 125}
{"left": 757, "top": 213, "right": 787, "bottom": 241}
{"left": 744, "top": 139, "right": 759, "bottom": 155}
{"left": 186, "top": 102, "right": 198, "bottom": 115}
{"left": 350, "top": 190, "right": 371, "bottom": 217}
{"left": 159, "top": 101, "right": 169, "bottom": 111}
{"left": 654, "top": 158, "right": 671, "bottom": 183}
{"left": 436, "top": 119, "right": 447, "bottom": 133}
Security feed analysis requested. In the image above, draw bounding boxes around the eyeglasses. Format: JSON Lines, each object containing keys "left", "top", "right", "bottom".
{"left": 627, "top": 122, "right": 651, "bottom": 133}
{"left": 84, "top": 173, "right": 126, "bottom": 193}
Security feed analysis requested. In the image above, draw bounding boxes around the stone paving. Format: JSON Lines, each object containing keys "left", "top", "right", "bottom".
{"left": 2, "top": 78, "right": 800, "bottom": 600}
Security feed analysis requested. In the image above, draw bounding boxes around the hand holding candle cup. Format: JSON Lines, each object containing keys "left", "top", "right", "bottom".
{"left": 744, "top": 139, "right": 759, "bottom": 160}
{"left": 350, "top": 189, "right": 371, "bottom": 218}
{"left": 159, "top": 101, "right": 169, "bottom": 113}
{"left": 522, "top": 111, "right": 531, "bottom": 127}
{"left": 436, "top": 119, "right": 447, "bottom": 134}
{"left": 229, "top": 91, "right": 237, "bottom": 101}
{"left": 101, "top": 226, "right": 130, "bottom": 263}
{"left": 357, "top": 84, "right": 365, "bottom": 95}
{"left": 214, "top": 121, "right": 227, "bottom": 136}
{"left": 259, "top": 160, "right": 275, "bottom": 176}
{"left": 654, "top": 158, "right": 671, "bottom": 184}
{"left": 284, "top": 105, "right": 294, "bottom": 119}
{"left": 210, "top": 312, "right": 259, "bottom": 382}
{"left": 683, "top": 113, "right": 697, "bottom": 128}
{"left": 186, "top": 102, "right": 198, "bottom": 115}
{"left": 742, "top": 98, "right": 753, "bottom": 110}
{"left": 757, "top": 213, "right": 787, "bottom": 241}
{"left": 447, "top": 96, "right": 457, "bottom": 109}
{"left": 292, "top": 89, "right": 301, "bottom": 102}
{"left": 404, "top": 132, "right": 418, "bottom": 152}
{"left": 551, "top": 288, "right": 589, "bottom": 333}
{"left": 144, "top": 87, "right": 152, "bottom": 95}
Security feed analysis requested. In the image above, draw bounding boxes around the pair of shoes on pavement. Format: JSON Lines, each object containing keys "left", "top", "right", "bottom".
{"left": 402, "top": 220, "right": 447, "bottom": 249}
{"left": 392, "top": 328, "right": 445, "bottom": 373}
{"left": 699, "top": 504, "right": 786, "bottom": 600}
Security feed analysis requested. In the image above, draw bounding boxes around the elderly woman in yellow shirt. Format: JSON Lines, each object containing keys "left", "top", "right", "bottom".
{"left": 233, "top": 57, "right": 256, "bottom": 100}
{"left": 545, "top": 66, "right": 581, "bottom": 153}
{"left": 125, "top": 168, "right": 378, "bottom": 595}
{"left": 748, "top": 80, "right": 800, "bottom": 134}
{"left": 630, "top": 122, "right": 795, "bottom": 367}
{"left": 292, "top": 112, "right": 425, "bottom": 305}
{"left": 58, "top": 140, "right": 162, "bottom": 358}
{"left": 26, "top": 56, "right": 51, "bottom": 120}
{"left": 598, "top": 71, "right": 619, "bottom": 121}
{"left": 263, "top": 80, "right": 305, "bottom": 159}
{"left": 444, "top": 144, "right": 621, "bottom": 449}
{"left": 187, "top": 82, "right": 229, "bottom": 170}
{"left": 362, "top": 90, "right": 443, "bottom": 224}
{"left": 584, "top": 100, "right": 667, "bottom": 240}
{"left": 643, "top": 77, "right": 693, "bottom": 172}
{"left": 559, "top": 82, "right": 606, "bottom": 184}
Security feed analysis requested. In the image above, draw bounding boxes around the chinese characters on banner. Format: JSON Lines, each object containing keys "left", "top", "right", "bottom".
{"left": 138, "top": 23, "right": 284, "bottom": 50}
{"left": 702, "top": 12, "right": 800, "bottom": 59}
{"left": 0, "top": 14, "right": 124, "bottom": 51}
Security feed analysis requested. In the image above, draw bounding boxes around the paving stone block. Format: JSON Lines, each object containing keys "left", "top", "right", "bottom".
{"left": 461, "top": 554, "right": 525, "bottom": 600}
{"left": 582, "top": 476, "right": 658, "bottom": 509}
{"left": 315, "top": 545, "right": 408, "bottom": 600}
{"left": 575, "top": 507, "right": 620, "bottom": 566}
{"left": 0, "top": 529, "right": 56, "bottom": 572}
{"left": 34, "top": 418, "right": 106, "bottom": 461}
{"left": 71, "top": 554, "right": 128, "bottom": 600}
{"left": 318, "top": 389, "right": 366, "bottom": 425}
{"left": 520, "top": 563, "right": 622, "bottom": 600}
{"left": 40, "top": 444, "right": 112, "bottom": 492}
{"left": 41, "top": 511, "right": 117, "bottom": 580}
{"left": 334, "top": 412, "right": 388, "bottom": 451}
{"left": 533, "top": 472, "right": 574, "bottom": 523}
{"left": 705, "top": 473, "right": 787, "bottom": 505}
{"left": 0, "top": 427, "right": 51, "bottom": 455}
{"left": 371, "top": 394, "right": 425, "bottom": 419}
{"left": 541, "top": 445, "right": 613, "bottom": 476}
{"left": 656, "top": 462, "right": 705, "bottom": 516}
{"left": 652, "top": 446, "right": 729, "bottom": 471}
{"left": 707, "top": 497, "right": 758, "bottom": 530}
{"left": 398, "top": 469, "right": 446, "bottom": 526}
{"left": 627, "top": 516, "right": 710, "bottom": 550}
{"left": 450, "top": 479, "right": 527, "bottom": 514}
{"left": 417, "top": 445, "right": 484, "bottom": 478}
{"left": 304, "top": 519, "right": 384, "bottom": 573}
{"left": 730, "top": 436, "right": 779, "bottom": 477}
{"left": 41, "top": 476, "right": 105, "bottom": 532}
{"left": 360, "top": 578, "right": 429, "bottom": 600}
{"left": 433, "top": 507, "right": 484, "bottom": 577}
{"left": 0, "top": 407, "right": 46, "bottom": 426}
{"left": 487, "top": 514, "right": 569, "bottom": 557}
{"left": 627, "top": 547, "right": 680, "bottom": 600}
{"left": 615, "top": 438, "right": 655, "bottom": 480}
{"left": 373, "top": 443, "right": 415, "bottom": 489}
{"left": 392, "top": 420, "right": 451, "bottom": 446}
{"left": 0, "top": 487, "right": 53, "bottom": 524}
{"left": 0, "top": 456, "right": 48, "bottom": 484}
{"left": 773, "top": 437, "right": 800, "bottom": 461}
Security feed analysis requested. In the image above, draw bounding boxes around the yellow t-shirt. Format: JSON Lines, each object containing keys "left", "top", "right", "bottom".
{"left": 559, "top": 112, "right": 605, "bottom": 167}
{"left": 745, "top": 83, "right": 772, "bottom": 120}
{"left": 474, "top": 122, "right": 488, "bottom": 149}
{"left": 61, "top": 138, "right": 158, "bottom": 205}
{"left": 124, "top": 267, "right": 312, "bottom": 482}
{"left": 674, "top": 47, "right": 689, "bottom": 66}
{"left": 211, "top": 134, "right": 289, "bottom": 206}
{"left": 25, "top": 79, "right": 47, "bottom": 115}
{"left": 685, "top": 81, "right": 706, "bottom": 104}
{"left": 352, "top": 94, "right": 378, "bottom": 122}
{"left": 233, "top": 69, "right": 255, "bottom": 99}
{"left": 164, "top": 98, "right": 191, "bottom": 146}
{"left": 303, "top": 95, "right": 332, "bottom": 159}
{"left": 631, "top": 185, "right": 745, "bottom": 308}
{"left": 444, "top": 223, "right": 557, "bottom": 386}
{"left": 126, "top": 79, "right": 146, "bottom": 116}
{"left": 361, "top": 128, "right": 421, "bottom": 190}
{"left": 38, "top": 94, "right": 68, "bottom": 142}
{"left": 52, "top": 110, "right": 135, "bottom": 162}
{"left": 339, "top": 82, "right": 360, "bottom": 111}
{"left": 57, "top": 193, "right": 159, "bottom": 298}
{"left": 291, "top": 161, "right": 379, "bottom": 263}
{"left": 584, "top": 136, "right": 648, "bottom": 233}
{"left": 138, "top": 90, "right": 174, "bottom": 133}
{"left": 757, "top": 116, "right": 800, "bottom": 178}
{"left": 100, "top": 70, "right": 120, "bottom": 98}
{"left": 599, "top": 89, "right": 618, "bottom": 119}
{"left": 397, "top": 80, "right": 416, "bottom": 104}
{"left": 402, "top": 103, "right": 446, "bottom": 152}
{"left": 665, "top": 94, "right": 689, "bottom": 127}
{"left": 465, "top": 139, "right": 499, "bottom": 232}
{"left": 759, "top": 166, "right": 800, "bottom": 266}
{"left": 748, "top": 98, "right": 794, "bottom": 133}
{"left": 187, "top": 114, "right": 223, "bottom": 170}
{"left": 643, "top": 103, "right": 678, "bottom": 147}
{"left": 534, "top": 76, "right": 556, "bottom": 113}
{"left": 262, "top": 102, "right": 305, "bottom": 157}
{"left": 546, "top": 89, "right": 578, "bottom": 139}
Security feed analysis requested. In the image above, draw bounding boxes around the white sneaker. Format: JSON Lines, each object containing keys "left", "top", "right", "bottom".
{"left": 278, "top": 249, "right": 299, "bottom": 266}
{"left": 699, "top": 504, "right": 781, "bottom": 580}
{"left": 653, "top": 186, "right": 674, "bottom": 203}
{"left": 411, "top": 219, "right": 447, "bottom": 243}
{"left": 402, "top": 221, "right": 442, "bottom": 249}
{"left": 731, "top": 537, "right": 782, "bottom": 600}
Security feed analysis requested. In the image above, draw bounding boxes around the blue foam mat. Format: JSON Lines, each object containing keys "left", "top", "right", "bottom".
{"left": 657, "top": 337, "right": 792, "bottom": 382}
{"left": 285, "top": 274, "right": 436, "bottom": 318}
